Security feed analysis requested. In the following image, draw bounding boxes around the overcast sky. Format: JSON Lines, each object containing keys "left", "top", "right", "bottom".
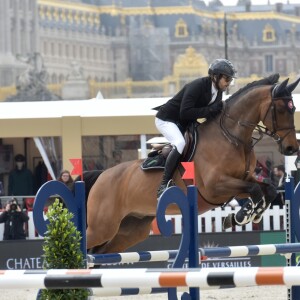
{"left": 204, "top": 0, "right": 300, "bottom": 5}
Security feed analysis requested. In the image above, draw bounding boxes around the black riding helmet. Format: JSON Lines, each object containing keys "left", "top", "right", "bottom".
{"left": 208, "top": 58, "right": 237, "bottom": 78}
{"left": 208, "top": 59, "right": 237, "bottom": 90}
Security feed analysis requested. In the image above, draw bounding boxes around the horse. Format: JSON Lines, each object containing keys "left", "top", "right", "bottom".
{"left": 85, "top": 74, "right": 300, "bottom": 254}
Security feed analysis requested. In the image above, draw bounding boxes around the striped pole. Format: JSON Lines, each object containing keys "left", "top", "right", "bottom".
{"left": 91, "top": 287, "right": 169, "bottom": 297}
{"left": 88, "top": 242, "right": 300, "bottom": 266}
{"left": 1, "top": 267, "right": 300, "bottom": 289}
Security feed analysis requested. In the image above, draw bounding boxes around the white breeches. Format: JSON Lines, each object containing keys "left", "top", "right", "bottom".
{"left": 155, "top": 117, "right": 185, "bottom": 154}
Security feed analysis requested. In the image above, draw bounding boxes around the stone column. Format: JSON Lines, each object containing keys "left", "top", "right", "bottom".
{"left": 0, "top": 0, "right": 11, "bottom": 54}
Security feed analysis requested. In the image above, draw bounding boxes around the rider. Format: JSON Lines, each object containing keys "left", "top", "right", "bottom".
{"left": 155, "top": 58, "right": 237, "bottom": 198}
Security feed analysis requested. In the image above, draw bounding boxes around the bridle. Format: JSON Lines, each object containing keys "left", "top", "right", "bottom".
{"left": 259, "top": 85, "right": 295, "bottom": 145}
{"left": 220, "top": 85, "right": 295, "bottom": 149}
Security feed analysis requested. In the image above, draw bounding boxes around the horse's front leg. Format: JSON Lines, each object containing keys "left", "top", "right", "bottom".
{"left": 209, "top": 176, "right": 276, "bottom": 229}
{"left": 250, "top": 181, "right": 277, "bottom": 223}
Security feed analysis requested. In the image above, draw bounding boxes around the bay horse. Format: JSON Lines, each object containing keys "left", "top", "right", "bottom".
{"left": 86, "top": 74, "right": 300, "bottom": 254}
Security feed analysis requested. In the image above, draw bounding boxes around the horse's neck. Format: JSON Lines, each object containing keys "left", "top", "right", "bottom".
{"left": 224, "top": 88, "right": 266, "bottom": 144}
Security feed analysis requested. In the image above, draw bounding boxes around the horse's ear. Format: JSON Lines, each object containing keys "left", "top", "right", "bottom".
{"left": 287, "top": 77, "right": 300, "bottom": 94}
{"left": 273, "top": 78, "right": 289, "bottom": 97}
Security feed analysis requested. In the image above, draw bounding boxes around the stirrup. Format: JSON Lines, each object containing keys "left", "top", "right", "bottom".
{"left": 167, "top": 179, "right": 175, "bottom": 188}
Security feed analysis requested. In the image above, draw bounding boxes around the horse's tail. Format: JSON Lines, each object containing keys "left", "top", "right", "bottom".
{"left": 72, "top": 170, "right": 103, "bottom": 228}
{"left": 73, "top": 170, "right": 103, "bottom": 202}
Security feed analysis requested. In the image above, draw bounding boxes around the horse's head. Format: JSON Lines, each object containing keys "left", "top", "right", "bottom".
{"left": 262, "top": 77, "right": 300, "bottom": 155}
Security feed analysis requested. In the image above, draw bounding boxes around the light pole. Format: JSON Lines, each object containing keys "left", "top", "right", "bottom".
{"left": 224, "top": 13, "right": 228, "bottom": 60}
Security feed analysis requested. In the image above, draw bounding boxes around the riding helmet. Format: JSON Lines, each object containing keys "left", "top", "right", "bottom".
{"left": 208, "top": 59, "right": 237, "bottom": 78}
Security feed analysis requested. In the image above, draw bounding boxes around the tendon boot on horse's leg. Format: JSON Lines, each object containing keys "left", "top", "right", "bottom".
{"left": 223, "top": 198, "right": 256, "bottom": 229}
{"left": 223, "top": 183, "right": 264, "bottom": 230}
{"left": 157, "top": 146, "right": 181, "bottom": 199}
{"left": 234, "top": 198, "right": 256, "bottom": 225}
{"left": 252, "top": 184, "right": 277, "bottom": 223}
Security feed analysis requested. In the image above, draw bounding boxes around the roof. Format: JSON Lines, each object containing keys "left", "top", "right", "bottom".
{"left": 1, "top": 93, "right": 300, "bottom": 119}
{"left": 0, "top": 97, "right": 168, "bottom": 120}
{"left": 0, "top": 94, "right": 299, "bottom": 138}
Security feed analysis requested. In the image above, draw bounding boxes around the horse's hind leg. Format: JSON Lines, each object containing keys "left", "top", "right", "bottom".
{"left": 223, "top": 181, "right": 277, "bottom": 229}
{"left": 86, "top": 207, "right": 122, "bottom": 252}
{"left": 91, "top": 216, "right": 155, "bottom": 254}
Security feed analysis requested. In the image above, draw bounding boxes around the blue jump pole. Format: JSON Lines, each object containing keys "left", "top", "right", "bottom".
{"left": 286, "top": 176, "right": 300, "bottom": 300}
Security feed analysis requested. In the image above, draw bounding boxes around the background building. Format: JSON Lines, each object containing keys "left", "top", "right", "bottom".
{"left": 0, "top": 0, "right": 299, "bottom": 100}
{"left": 0, "top": 0, "right": 299, "bottom": 195}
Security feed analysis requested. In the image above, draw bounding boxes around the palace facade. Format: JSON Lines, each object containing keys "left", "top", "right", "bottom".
{"left": 0, "top": 0, "right": 300, "bottom": 100}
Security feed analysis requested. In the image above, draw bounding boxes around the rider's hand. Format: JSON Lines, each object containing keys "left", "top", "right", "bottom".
{"left": 207, "top": 101, "right": 223, "bottom": 119}
{"left": 209, "top": 101, "right": 223, "bottom": 112}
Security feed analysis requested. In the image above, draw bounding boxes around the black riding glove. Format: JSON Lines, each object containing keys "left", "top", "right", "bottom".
{"left": 208, "top": 101, "right": 223, "bottom": 119}
{"left": 210, "top": 101, "right": 223, "bottom": 112}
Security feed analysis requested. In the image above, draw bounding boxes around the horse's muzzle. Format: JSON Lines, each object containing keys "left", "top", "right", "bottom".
{"left": 281, "top": 145, "right": 298, "bottom": 156}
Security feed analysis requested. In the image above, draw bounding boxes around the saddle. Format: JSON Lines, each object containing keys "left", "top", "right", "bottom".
{"left": 141, "top": 122, "right": 198, "bottom": 171}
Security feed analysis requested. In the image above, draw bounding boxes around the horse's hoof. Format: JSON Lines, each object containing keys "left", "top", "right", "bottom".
{"left": 223, "top": 213, "right": 236, "bottom": 230}
{"left": 252, "top": 214, "right": 263, "bottom": 224}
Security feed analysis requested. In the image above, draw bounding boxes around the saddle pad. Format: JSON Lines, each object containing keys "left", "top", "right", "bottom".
{"left": 141, "top": 154, "right": 166, "bottom": 170}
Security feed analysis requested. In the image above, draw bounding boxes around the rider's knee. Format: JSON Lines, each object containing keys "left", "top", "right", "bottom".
{"left": 174, "top": 139, "right": 186, "bottom": 154}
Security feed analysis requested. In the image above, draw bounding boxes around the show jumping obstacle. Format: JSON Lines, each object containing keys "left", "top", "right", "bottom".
{"left": 0, "top": 172, "right": 291, "bottom": 299}
{"left": 28, "top": 175, "right": 300, "bottom": 300}
{"left": 1, "top": 267, "right": 300, "bottom": 290}
{"left": 88, "top": 242, "right": 300, "bottom": 266}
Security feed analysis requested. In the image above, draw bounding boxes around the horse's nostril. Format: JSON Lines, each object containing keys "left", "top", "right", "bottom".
{"left": 285, "top": 146, "right": 297, "bottom": 155}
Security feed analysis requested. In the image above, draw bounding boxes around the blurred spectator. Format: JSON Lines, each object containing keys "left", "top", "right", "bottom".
{"left": 254, "top": 166, "right": 266, "bottom": 182}
{"left": 45, "top": 170, "right": 74, "bottom": 209}
{"left": 0, "top": 198, "right": 29, "bottom": 240}
{"left": 271, "top": 165, "right": 286, "bottom": 208}
{"left": 57, "top": 169, "right": 74, "bottom": 190}
{"left": 8, "top": 154, "right": 34, "bottom": 197}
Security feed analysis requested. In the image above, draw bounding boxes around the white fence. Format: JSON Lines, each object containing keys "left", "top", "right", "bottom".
{"left": 0, "top": 206, "right": 286, "bottom": 241}
{"left": 163, "top": 205, "right": 286, "bottom": 234}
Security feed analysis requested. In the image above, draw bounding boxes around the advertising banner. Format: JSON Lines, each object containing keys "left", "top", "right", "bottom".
{"left": 0, "top": 231, "right": 286, "bottom": 270}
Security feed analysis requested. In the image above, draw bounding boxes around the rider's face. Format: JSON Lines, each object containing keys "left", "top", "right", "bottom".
{"left": 218, "top": 75, "right": 233, "bottom": 91}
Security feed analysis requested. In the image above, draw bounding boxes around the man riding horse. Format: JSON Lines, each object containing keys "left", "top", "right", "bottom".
{"left": 85, "top": 68, "right": 299, "bottom": 254}
{"left": 155, "top": 58, "right": 237, "bottom": 198}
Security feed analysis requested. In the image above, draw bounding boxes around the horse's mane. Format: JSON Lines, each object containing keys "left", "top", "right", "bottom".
{"left": 226, "top": 73, "right": 280, "bottom": 103}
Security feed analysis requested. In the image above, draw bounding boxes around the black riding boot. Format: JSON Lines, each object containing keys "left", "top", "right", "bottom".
{"left": 157, "top": 146, "right": 181, "bottom": 199}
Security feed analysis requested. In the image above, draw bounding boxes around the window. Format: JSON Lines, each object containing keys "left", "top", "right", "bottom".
{"left": 265, "top": 55, "right": 273, "bottom": 73}
{"left": 263, "top": 24, "right": 276, "bottom": 42}
{"left": 73, "top": 45, "right": 76, "bottom": 58}
{"left": 175, "top": 18, "right": 188, "bottom": 38}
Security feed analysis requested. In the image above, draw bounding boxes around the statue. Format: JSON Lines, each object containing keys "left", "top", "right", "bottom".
{"left": 6, "top": 52, "right": 60, "bottom": 102}
{"left": 61, "top": 61, "right": 89, "bottom": 100}
{"left": 67, "top": 61, "right": 85, "bottom": 81}
{"left": 15, "top": 52, "right": 48, "bottom": 93}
